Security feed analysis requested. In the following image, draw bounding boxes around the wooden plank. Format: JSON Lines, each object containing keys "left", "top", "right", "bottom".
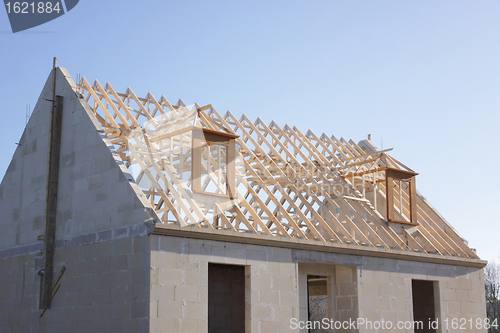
{"left": 342, "top": 167, "right": 388, "bottom": 178}
{"left": 150, "top": 126, "right": 193, "bottom": 142}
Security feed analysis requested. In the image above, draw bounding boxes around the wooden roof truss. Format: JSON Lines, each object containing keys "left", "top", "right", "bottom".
{"left": 76, "top": 77, "right": 477, "bottom": 259}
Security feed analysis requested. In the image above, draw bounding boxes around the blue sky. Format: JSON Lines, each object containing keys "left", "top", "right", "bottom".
{"left": 1, "top": 0, "right": 499, "bottom": 263}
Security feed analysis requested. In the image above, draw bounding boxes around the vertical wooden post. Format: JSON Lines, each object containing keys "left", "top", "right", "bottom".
{"left": 399, "top": 180, "right": 403, "bottom": 214}
{"left": 409, "top": 176, "right": 417, "bottom": 223}
{"left": 226, "top": 139, "right": 236, "bottom": 199}
{"left": 192, "top": 130, "right": 202, "bottom": 193}
{"left": 179, "top": 134, "right": 184, "bottom": 179}
{"left": 385, "top": 170, "right": 394, "bottom": 222}
{"left": 40, "top": 94, "right": 64, "bottom": 309}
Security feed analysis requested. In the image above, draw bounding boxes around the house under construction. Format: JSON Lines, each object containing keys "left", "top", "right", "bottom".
{"left": 0, "top": 66, "right": 488, "bottom": 332}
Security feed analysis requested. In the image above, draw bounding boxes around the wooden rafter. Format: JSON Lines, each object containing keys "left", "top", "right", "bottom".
{"left": 76, "top": 77, "right": 479, "bottom": 259}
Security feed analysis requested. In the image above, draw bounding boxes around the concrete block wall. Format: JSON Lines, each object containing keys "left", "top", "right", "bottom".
{"left": 0, "top": 71, "right": 52, "bottom": 249}
{"left": 0, "top": 68, "right": 158, "bottom": 332}
{"left": 334, "top": 265, "right": 358, "bottom": 329}
{"left": 357, "top": 256, "right": 487, "bottom": 333}
{"left": 0, "top": 225, "right": 151, "bottom": 333}
{"left": 149, "top": 235, "right": 299, "bottom": 333}
{"left": 0, "top": 67, "right": 155, "bottom": 251}
{"left": 151, "top": 236, "right": 487, "bottom": 333}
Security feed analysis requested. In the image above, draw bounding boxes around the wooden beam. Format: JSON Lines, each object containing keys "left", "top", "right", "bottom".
{"left": 76, "top": 76, "right": 478, "bottom": 259}
{"left": 40, "top": 95, "right": 64, "bottom": 309}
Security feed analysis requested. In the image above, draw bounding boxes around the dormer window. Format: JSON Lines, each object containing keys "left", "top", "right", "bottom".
{"left": 192, "top": 128, "right": 238, "bottom": 199}
{"left": 385, "top": 168, "right": 418, "bottom": 225}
